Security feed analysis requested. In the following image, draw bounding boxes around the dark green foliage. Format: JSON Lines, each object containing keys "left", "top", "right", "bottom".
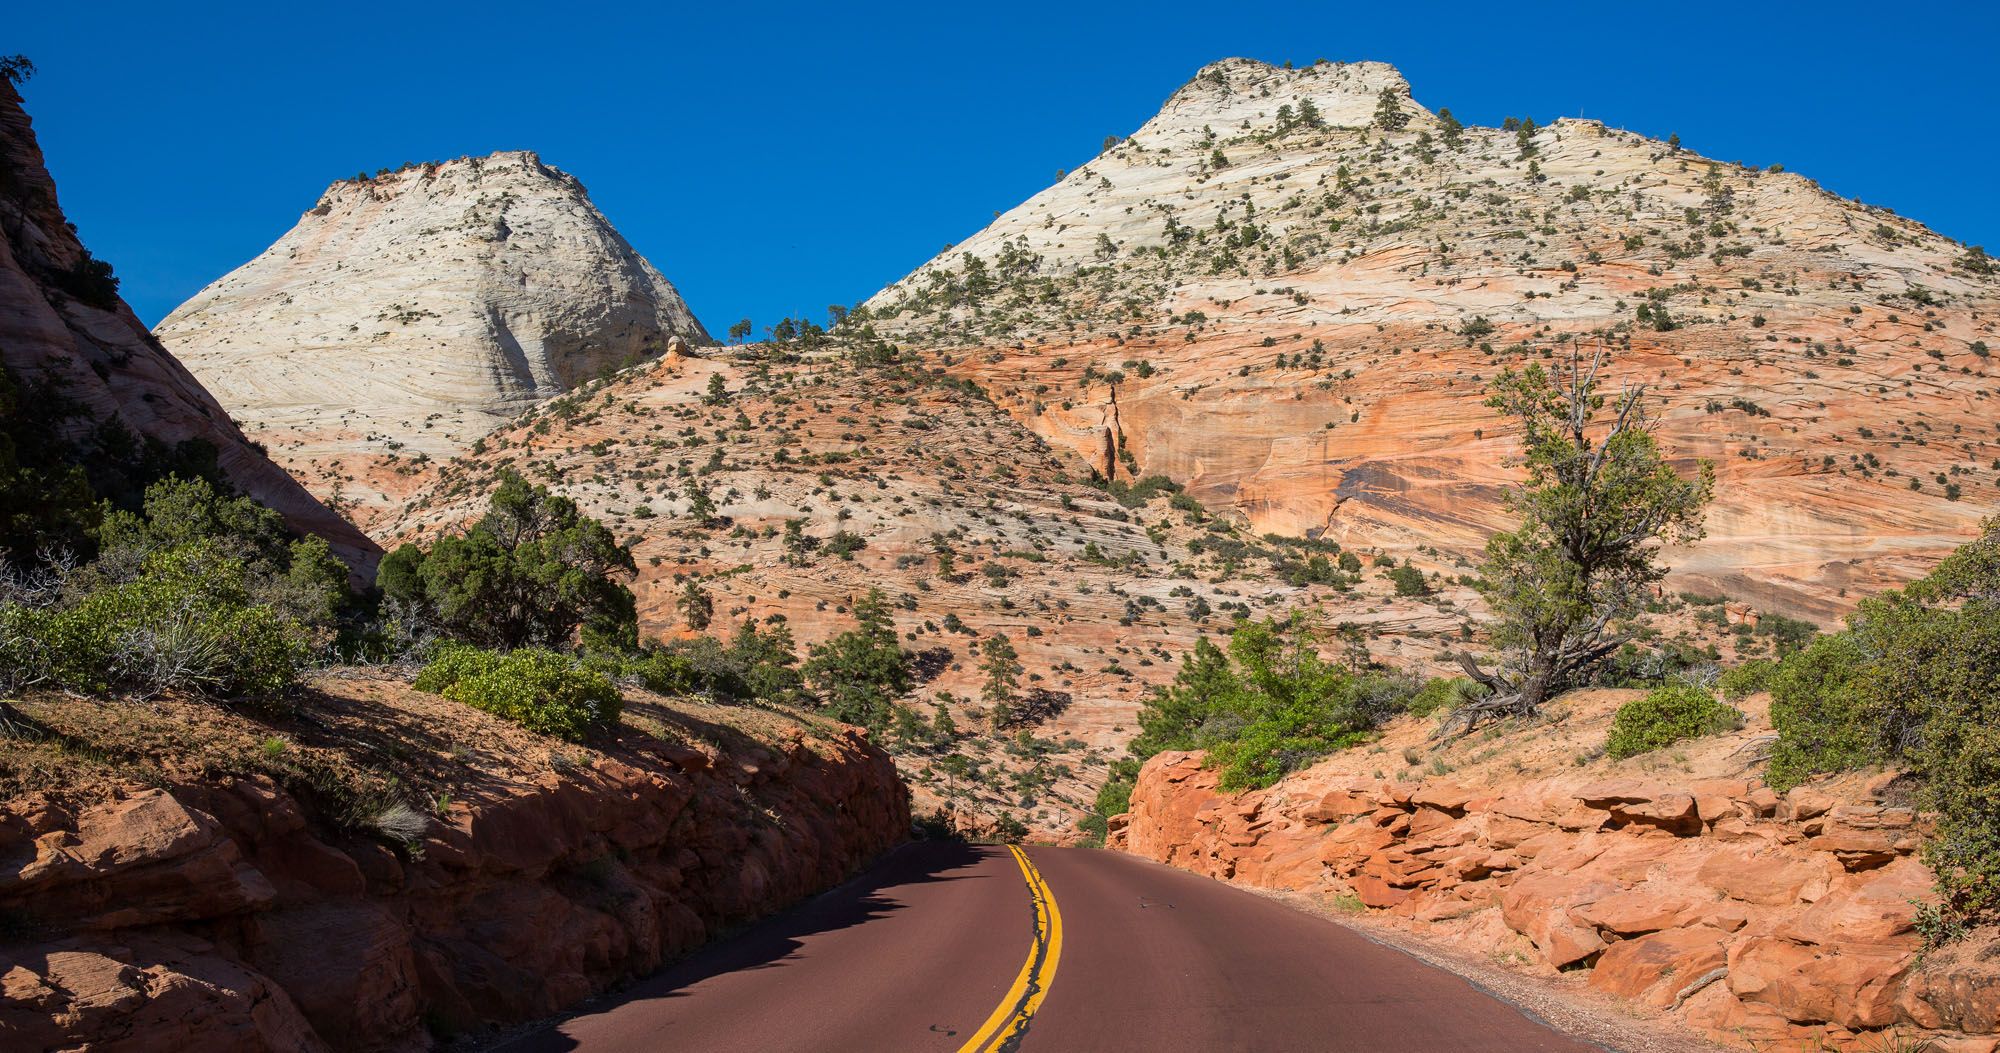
{"left": 1121, "top": 613, "right": 1430, "bottom": 791}
{"left": 803, "top": 589, "right": 911, "bottom": 731}
{"left": 661, "top": 619, "right": 804, "bottom": 705}
{"left": 0, "top": 365, "right": 97, "bottom": 559}
{"left": 1386, "top": 564, "right": 1428, "bottom": 597}
{"left": 1605, "top": 684, "right": 1739, "bottom": 759}
{"left": 52, "top": 253, "right": 121, "bottom": 309}
{"left": 414, "top": 646, "right": 622, "bottom": 741}
{"left": 1373, "top": 87, "right": 1408, "bottom": 131}
{"left": 0, "top": 364, "right": 225, "bottom": 564}
{"left": 377, "top": 471, "right": 636, "bottom": 651}
{"left": 1764, "top": 518, "right": 2000, "bottom": 934}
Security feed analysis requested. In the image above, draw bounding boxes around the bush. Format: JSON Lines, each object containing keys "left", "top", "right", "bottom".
{"left": 1405, "top": 677, "right": 1475, "bottom": 717}
{"left": 1763, "top": 520, "right": 2000, "bottom": 934}
{"left": 415, "top": 646, "right": 622, "bottom": 741}
{"left": 1120, "top": 613, "right": 1420, "bottom": 790}
{"left": 1605, "top": 684, "right": 1740, "bottom": 759}
{"left": 1766, "top": 625, "right": 1903, "bottom": 791}
{"left": 2, "top": 541, "right": 308, "bottom": 700}
{"left": 1717, "top": 658, "right": 1778, "bottom": 700}
{"left": 616, "top": 649, "right": 702, "bottom": 695}
{"left": 1386, "top": 564, "right": 1429, "bottom": 597}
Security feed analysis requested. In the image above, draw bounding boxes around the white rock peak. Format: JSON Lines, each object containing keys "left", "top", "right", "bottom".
{"left": 157, "top": 150, "right": 709, "bottom": 468}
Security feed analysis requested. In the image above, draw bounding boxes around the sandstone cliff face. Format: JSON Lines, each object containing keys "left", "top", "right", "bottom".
{"left": 155, "top": 151, "right": 710, "bottom": 528}
{"left": 867, "top": 57, "right": 2000, "bottom": 621}
{"left": 0, "top": 675, "right": 907, "bottom": 1051}
{"left": 0, "top": 80, "right": 374, "bottom": 568}
{"left": 1112, "top": 690, "right": 2000, "bottom": 1051}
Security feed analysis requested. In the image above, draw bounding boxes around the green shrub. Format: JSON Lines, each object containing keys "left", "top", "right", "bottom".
{"left": 378, "top": 471, "right": 637, "bottom": 651}
{"left": 1759, "top": 518, "right": 2000, "bottom": 937}
{"left": 1386, "top": 564, "right": 1429, "bottom": 597}
{"left": 415, "top": 646, "right": 622, "bottom": 741}
{"left": 1717, "top": 658, "right": 1778, "bottom": 700}
{"left": 617, "top": 649, "right": 702, "bottom": 695}
{"left": 1404, "top": 677, "right": 1474, "bottom": 717}
{"left": 1766, "top": 630, "right": 1897, "bottom": 790}
{"left": 1117, "top": 613, "right": 1417, "bottom": 791}
{"left": 2, "top": 540, "right": 307, "bottom": 700}
{"left": 1605, "top": 684, "right": 1740, "bottom": 759}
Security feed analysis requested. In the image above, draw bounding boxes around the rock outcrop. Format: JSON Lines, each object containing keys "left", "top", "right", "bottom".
{"left": 0, "top": 79, "right": 374, "bottom": 568}
{"left": 867, "top": 57, "right": 2000, "bottom": 621}
{"left": 0, "top": 675, "right": 908, "bottom": 1050}
{"left": 155, "top": 151, "right": 710, "bottom": 528}
{"left": 1111, "top": 689, "right": 2000, "bottom": 1051}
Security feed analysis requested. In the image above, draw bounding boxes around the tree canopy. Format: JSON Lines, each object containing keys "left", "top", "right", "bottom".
{"left": 377, "top": 471, "right": 636, "bottom": 651}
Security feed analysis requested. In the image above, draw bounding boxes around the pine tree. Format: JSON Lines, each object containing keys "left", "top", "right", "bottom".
{"left": 1373, "top": 88, "right": 1408, "bottom": 131}
{"left": 803, "top": 589, "right": 912, "bottom": 731}
{"left": 677, "top": 578, "right": 712, "bottom": 631}
{"left": 1436, "top": 107, "right": 1464, "bottom": 149}
{"left": 980, "top": 634, "right": 1020, "bottom": 729}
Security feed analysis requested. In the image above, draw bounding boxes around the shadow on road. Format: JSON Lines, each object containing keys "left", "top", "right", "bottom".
{"left": 494, "top": 839, "right": 991, "bottom": 1051}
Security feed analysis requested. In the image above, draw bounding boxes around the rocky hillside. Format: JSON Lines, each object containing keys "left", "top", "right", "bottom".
{"left": 1111, "top": 690, "right": 2000, "bottom": 1051}
{"left": 0, "top": 672, "right": 908, "bottom": 1050}
{"left": 0, "top": 79, "right": 374, "bottom": 568}
{"left": 155, "top": 151, "right": 710, "bottom": 529}
{"left": 378, "top": 343, "right": 1479, "bottom": 835}
{"left": 865, "top": 57, "right": 2000, "bottom": 622}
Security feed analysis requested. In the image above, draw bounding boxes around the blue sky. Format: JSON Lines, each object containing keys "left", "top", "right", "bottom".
{"left": 14, "top": 2, "right": 1999, "bottom": 334}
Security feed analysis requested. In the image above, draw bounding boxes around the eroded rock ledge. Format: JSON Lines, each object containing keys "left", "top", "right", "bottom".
{"left": 1112, "top": 706, "right": 2000, "bottom": 1051}
{"left": 0, "top": 681, "right": 908, "bottom": 1051}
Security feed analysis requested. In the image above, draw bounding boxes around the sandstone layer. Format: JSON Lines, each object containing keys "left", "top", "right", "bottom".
{"left": 0, "top": 80, "right": 374, "bottom": 568}
{"left": 155, "top": 151, "right": 710, "bottom": 528}
{"left": 1111, "top": 689, "right": 2000, "bottom": 1051}
{"left": 381, "top": 345, "right": 1486, "bottom": 837}
{"left": 866, "top": 57, "right": 2000, "bottom": 622}
{"left": 0, "top": 674, "right": 908, "bottom": 1051}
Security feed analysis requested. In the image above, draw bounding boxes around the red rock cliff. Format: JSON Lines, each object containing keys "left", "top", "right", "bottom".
{"left": 1112, "top": 691, "right": 2000, "bottom": 1052}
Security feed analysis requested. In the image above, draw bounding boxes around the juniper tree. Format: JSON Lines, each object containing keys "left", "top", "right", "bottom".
{"left": 378, "top": 471, "right": 637, "bottom": 651}
{"left": 1441, "top": 348, "right": 1713, "bottom": 738}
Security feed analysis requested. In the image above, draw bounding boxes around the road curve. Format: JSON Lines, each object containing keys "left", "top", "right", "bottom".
{"left": 496, "top": 841, "right": 1601, "bottom": 1052}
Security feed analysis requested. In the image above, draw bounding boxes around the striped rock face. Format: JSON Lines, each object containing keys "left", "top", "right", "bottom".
{"left": 156, "top": 151, "right": 709, "bottom": 529}
{"left": 865, "top": 57, "right": 2000, "bottom": 622}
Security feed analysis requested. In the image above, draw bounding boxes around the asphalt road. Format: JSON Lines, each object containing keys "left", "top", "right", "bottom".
{"left": 497, "top": 841, "right": 1601, "bottom": 1052}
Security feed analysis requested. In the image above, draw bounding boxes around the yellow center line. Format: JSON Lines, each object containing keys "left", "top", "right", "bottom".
{"left": 956, "top": 844, "right": 1064, "bottom": 1053}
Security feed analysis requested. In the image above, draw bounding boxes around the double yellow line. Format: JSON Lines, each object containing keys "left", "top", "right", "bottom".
{"left": 956, "top": 845, "right": 1063, "bottom": 1052}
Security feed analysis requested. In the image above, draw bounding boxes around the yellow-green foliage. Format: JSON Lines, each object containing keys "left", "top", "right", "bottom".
{"left": 415, "top": 646, "right": 622, "bottom": 741}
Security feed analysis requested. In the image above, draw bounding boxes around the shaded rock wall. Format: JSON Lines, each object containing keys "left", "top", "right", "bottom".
{"left": 0, "top": 728, "right": 907, "bottom": 1050}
